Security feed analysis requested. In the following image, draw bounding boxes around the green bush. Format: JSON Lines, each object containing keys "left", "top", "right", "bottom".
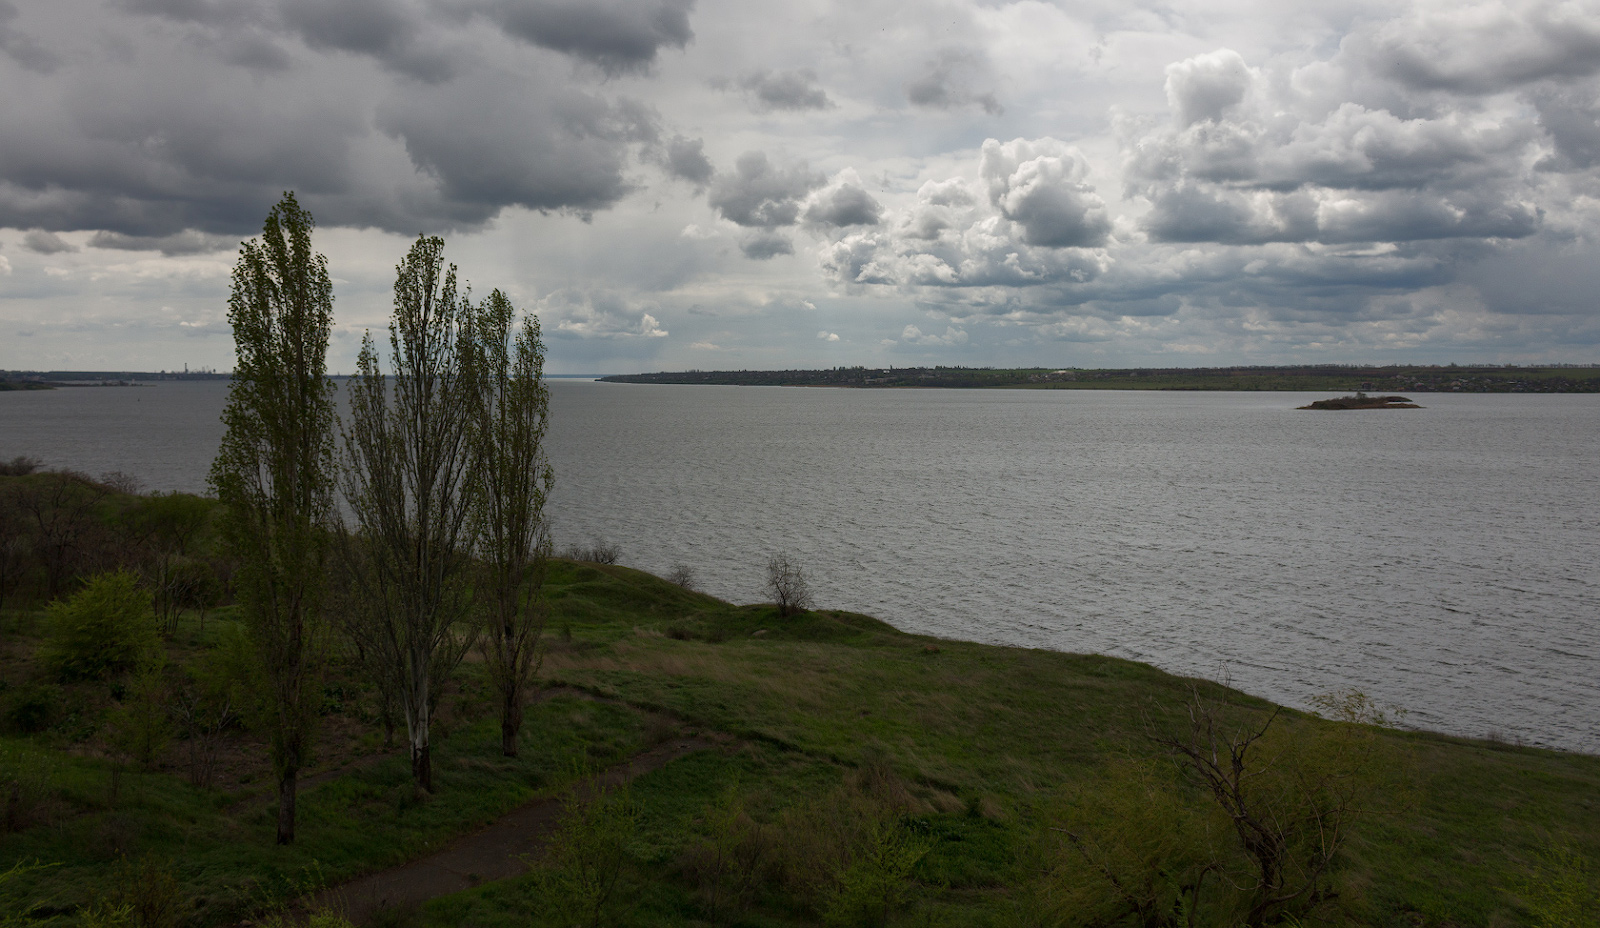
{"left": 3, "top": 683, "right": 62, "bottom": 734}
{"left": 41, "top": 571, "right": 158, "bottom": 681}
{"left": 529, "top": 779, "right": 639, "bottom": 928}
{"left": 106, "top": 657, "right": 172, "bottom": 770}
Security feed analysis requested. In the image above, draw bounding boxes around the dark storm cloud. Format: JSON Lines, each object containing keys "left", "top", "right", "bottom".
{"left": 278, "top": 0, "right": 454, "bottom": 82}
{"left": 89, "top": 230, "right": 235, "bottom": 255}
{"left": 218, "top": 32, "right": 295, "bottom": 71}
{"left": 1357, "top": 1, "right": 1600, "bottom": 95}
{"left": 122, "top": 0, "right": 452, "bottom": 80}
{"left": 1164, "top": 49, "right": 1251, "bottom": 127}
{"left": 656, "top": 134, "right": 714, "bottom": 187}
{"left": 735, "top": 69, "right": 832, "bottom": 112}
{"left": 739, "top": 230, "right": 794, "bottom": 259}
{"left": 374, "top": 69, "right": 652, "bottom": 221}
{"left": 122, "top": 0, "right": 697, "bottom": 80}
{"left": 1140, "top": 185, "right": 1540, "bottom": 246}
{"left": 1140, "top": 185, "right": 1313, "bottom": 245}
{"left": 1531, "top": 83, "right": 1600, "bottom": 169}
{"left": 0, "top": 1, "right": 60, "bottom": 72}
{"left": 475, "top": 0, "right": 694, "bottom": 75}
{"left": 0, "top": 47, "right": 368, "bottom": 237}
{"left": 1315, "top": 191, "right": 1541, "bottom": 243}
{"left": 22, "top": 229, "right": 76, "bottom": 254}
{"left": 0, "top": 1, "right": 664, "bottom": 239}
{"left": 120, "top": 0, "right": 249, "bottom": 25}
{"left": 906, "top": 48, "right": 1003, "bottom": 116}
{"left": 804, "top": 177, "right": 882, "bottom": 228}
{"left": 706, "top": 151, "right": 825, "bottom": 229}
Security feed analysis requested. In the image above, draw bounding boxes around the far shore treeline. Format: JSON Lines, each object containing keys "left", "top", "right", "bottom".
{"left": 599, "top": 363, "right": 1600, "bottom": 392}
{"left": 8, "top": 364, "right": 1600, "bottom": 393}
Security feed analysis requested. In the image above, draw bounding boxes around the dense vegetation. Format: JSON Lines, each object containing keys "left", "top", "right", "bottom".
{"left": 2, "top": 471, "right": 1598, "bottom": 927}
{"left": 600, "top": 364, "right": 1600, "bottom": 393}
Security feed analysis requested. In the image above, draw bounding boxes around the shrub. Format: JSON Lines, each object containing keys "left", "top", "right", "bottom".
{"left": 528, "top": 779, "right": 639, "bottom": 928}
{"left": 3, "top": 683, "right": 62, "bottom": 735}
{"left": 1309, "top": 687, "right": 1408, "bottom": 728}
{"left": 822, "top": 818, "right": 932, "bottom": 928}
{"left": 667, "top": 564, "right": 696, "bottom": 590}
{"left": 40, "top": 571, "right": 158, "bottom": 681}
{"left": 1041, "top": 688, "right": 1395, "bottom": 928}
{"left": 765, "top": 554, "right": 813, "bottom": 617}
{"left": 106, "top": 658, "right": 173, "bottom": 770}
{"left": 1, "top": 744, "right": 62, "bottom": 834}
{"left": 677, "top": 785, "right": 776, "bottom": 919}
{"left": 561, "top": 541, "right": 621, "bottom": 565}
{"left": 2, "top": 860, "right": 61, "bottom": 928}
{"left": 772, "top": 762, "right": 930, "bottom": 926}
{"left": 1521, "top": 840, "right": 1600, "bottom": 928}
{"left": 0, "top": 456, "right": 41, "bottom": 477}
{"left": 99, "top": 857, "right": 181, "bottom": 928}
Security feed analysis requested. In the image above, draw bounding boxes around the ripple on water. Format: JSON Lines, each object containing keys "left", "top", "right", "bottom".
{"left": 2, "top": 380, "right": 1596, "bottom": 752}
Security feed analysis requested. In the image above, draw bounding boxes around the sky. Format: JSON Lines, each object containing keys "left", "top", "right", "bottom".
{"left": 1, "top": 0, "right": 1599, "bottom": 374}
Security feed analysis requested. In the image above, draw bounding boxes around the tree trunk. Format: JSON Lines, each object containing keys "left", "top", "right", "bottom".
{"left": 501, "top": 687, "right": 521, "bottom": 758}
{"left": 276, "top": 767, "right": 297, "bottom": 845}
{"left": 411, "top": 740, "right": 432, "bottom": 792}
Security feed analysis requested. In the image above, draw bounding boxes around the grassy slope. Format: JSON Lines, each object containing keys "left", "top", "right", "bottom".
{"left": 3, "top": 560, "right": 1597, "bottom": 926}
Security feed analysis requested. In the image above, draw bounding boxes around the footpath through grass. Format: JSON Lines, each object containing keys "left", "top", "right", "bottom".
{"left": 3, "top": 560, "right": 1598, "bottom": 927}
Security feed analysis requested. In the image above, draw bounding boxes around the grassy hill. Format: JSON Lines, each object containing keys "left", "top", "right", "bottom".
{"left": 1, "top": 477, "right": 1596, "bottom": 926}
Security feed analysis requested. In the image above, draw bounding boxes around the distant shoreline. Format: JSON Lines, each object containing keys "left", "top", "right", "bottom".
{"left": 598, "top": 364, "right": 1600, "bottom": 393}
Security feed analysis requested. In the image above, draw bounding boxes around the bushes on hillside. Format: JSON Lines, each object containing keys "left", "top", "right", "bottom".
{"left": 562, "top": 541, "right": 621, "bottom": 565}
{"left": 766, "top": 553, "right": 813, "bottom": 617}
{"left": 1029, "top": 689, "right": 1396, "bottom": 928}
{"left": 40, "top": 571, "right": 158, "bottom": 681}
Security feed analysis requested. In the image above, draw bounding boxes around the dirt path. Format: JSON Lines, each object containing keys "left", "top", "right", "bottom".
{"left": 308, "top": 731, "right": 724, "bottom": 925}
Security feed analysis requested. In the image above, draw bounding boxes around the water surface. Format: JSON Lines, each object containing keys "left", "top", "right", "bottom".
{"left": 2, "top": 380, "right": 1594, "bottom": 752}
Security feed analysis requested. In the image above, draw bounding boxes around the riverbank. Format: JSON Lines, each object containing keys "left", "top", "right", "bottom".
{"left": 3, "top": 557, "right": 1597, "bottom": 927}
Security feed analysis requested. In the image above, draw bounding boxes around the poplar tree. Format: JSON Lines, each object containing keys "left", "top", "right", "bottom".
{"left": 209, "top": 192, "right": 337, "bottom": 845}
{"left": 341, "top": 235, "right": 477, "bottom": 791}
{"left": 467, "top": 290, "right": 553, "bottom": 758}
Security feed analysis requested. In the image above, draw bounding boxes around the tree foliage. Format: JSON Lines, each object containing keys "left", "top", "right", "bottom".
{"left": 1035, "top": 690, "right": 1392, "bottom": 928}
{"left": 341, "top": 235, "right": 478, "bottom": 791}
{"left": 208, "top": 191, "right": 338, "bottom": 845}
{"left": 41, "top": 570, "right": 157, "bottom": 681}
{"left": 467, "top": 289, "right": 553, "bottom": 758}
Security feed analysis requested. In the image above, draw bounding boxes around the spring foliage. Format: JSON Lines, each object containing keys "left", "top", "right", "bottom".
{"left": 209, "top": 191, "right": 338, "bottom": 844}
{"left": 41, "top": 570, "right": 157, "bottom": 681}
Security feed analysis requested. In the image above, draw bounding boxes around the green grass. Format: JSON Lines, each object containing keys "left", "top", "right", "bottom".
{"left": 3, "top": 560, "right": 1598, "bottom": 927}
{"left": 0, "top": 689, "right": 653, "bottom": 925}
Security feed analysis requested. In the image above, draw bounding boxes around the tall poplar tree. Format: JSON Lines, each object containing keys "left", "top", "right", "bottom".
{"left": 467, "top": 290, "right": 553, "bottom": 758}
{"left": 209, "top": 192, "right": 337, "bottom": 845}
{"left": 341, "top": 235, "right": 477, "bottom": 791}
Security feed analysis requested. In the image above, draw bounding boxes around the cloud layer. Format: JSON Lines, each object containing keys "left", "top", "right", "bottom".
{"left": 2, "top": 0, "right": 1600, "bottom": 371}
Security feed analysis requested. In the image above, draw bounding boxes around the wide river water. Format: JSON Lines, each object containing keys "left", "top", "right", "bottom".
{"left": 2, "top": 379, "right": 1595, "bottom": 752}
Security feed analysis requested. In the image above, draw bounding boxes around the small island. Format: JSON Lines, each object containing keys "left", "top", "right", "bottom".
{"left": 1299, "top": 392, "right": 1421, "bottom": 410}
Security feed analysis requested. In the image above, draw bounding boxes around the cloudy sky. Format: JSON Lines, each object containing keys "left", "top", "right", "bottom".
{"left": 1, "top": 0, "right": 1598, "bottom": 373}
